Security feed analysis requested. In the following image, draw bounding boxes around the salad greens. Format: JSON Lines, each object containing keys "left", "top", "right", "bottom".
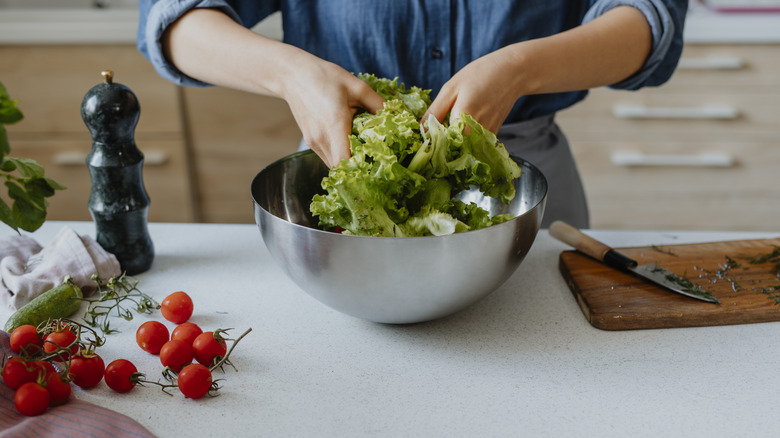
{"left": 310, "top": 74, "right": 522, "bottom": 237}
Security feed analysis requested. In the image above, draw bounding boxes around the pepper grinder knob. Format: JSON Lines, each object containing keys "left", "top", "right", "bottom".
{"left": 82, "top": 71, "right": 154, "bottom": 275}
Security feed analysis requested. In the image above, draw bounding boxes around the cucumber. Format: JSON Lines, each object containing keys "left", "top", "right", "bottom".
{"left": 4, "top": 276, "right": 83, "bottom": 332}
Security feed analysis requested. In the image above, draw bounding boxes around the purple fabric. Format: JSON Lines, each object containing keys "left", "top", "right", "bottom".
{"left": 0, "top": 331, "right": 156, "bottom": 438}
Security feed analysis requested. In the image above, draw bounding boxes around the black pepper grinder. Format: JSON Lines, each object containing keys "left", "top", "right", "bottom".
{"left": 82, "top": 70, "right": 154, "bottom": 275}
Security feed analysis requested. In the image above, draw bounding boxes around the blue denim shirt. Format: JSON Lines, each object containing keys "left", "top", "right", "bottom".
{"left": 138, "top": 0, "right": 687, "bottom": 123}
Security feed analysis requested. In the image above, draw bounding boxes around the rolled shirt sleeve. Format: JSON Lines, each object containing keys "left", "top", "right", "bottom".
{"left": 583, "top": 0, "right": 688, "bottom": 90}
{"left": 137, "top": 0, "right": 243, "bottom": 87}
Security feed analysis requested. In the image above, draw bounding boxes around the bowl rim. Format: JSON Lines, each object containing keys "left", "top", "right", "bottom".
{"left": 250, "top": 149, "right": 548, "bottom": 240}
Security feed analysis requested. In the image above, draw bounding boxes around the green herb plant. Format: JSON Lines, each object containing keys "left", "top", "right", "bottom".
{"left": 0, "top": 81, "right": 65, "bottom": 233}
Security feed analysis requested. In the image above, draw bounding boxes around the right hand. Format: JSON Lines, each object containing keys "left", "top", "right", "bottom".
{"left": 163, "top": 8, "right": 384, "bottom": 168}
{"left": 279, "top": 59, "right": 385, "bottom": 168}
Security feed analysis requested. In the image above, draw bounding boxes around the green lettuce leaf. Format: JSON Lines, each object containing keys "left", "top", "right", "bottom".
{"left": 310, "top": 73, "right": 522, "bottom": 237}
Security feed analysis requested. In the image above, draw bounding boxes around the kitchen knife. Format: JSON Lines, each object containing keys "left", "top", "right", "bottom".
{"left": 549, "top": 221, "right": 720, "bottom": 304}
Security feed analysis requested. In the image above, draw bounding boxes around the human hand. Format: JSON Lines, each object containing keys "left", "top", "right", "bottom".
{"left": 280, "top": 59, "right": 385, "bottom": 167}
{"left": 422, "top": 47, "right": 525, "bottom": 133}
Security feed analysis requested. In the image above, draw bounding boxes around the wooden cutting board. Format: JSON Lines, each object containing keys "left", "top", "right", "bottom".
{"left": 558, "top": 237, "right": 780, "bottom": 330}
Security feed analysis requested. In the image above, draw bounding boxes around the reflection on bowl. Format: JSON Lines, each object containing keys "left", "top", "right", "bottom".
{"left": 251, "top": 150, "right": 547, "bottom": 324}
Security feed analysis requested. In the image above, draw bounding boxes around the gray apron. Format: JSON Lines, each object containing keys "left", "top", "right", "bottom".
{"left": 498, "top": 114, "right": 589, "bottom": 229}
{"left": 299, "top": 113, "right": 590, "bottom": 229}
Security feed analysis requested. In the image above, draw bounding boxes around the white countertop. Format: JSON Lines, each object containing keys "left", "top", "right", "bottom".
{"left": 2, "top": 221, "right": 779, "bottom": 437}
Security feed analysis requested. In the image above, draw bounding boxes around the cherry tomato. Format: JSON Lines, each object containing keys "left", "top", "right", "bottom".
{"left": 104, "top": 359, "right": 140, "bottom": 393}
{"left": 171, "top": 322, "right": 202, "bottom": 346}
{"left": 68, "top": 353, "right": 105, "bottom": 388}
{"left": 177, "top": 363, "right": 212, "bottom": 399}
{"left": 192, "top": 331, "right": 227, "bottom": 366}
{"left": 45, "top": 372, "right": 71, "bottom": 406}
{"left": 160, "top": 291, "right": 194, "bottom": 324}
{"left": 159, "top": 339, "right": 193, "bottom": 372}
{"left": 43, "top": 326, "right": 78, "bottom": 358}
{"left": 38, "top": 361, "right": 56, "bottom": 378}
{"left": 10, "top": 325, "right": 43, "bottom": 355}
{"left": 14, "top": 381, "right": 50, "bottom": 416}
{"left": 136, "top": 321, "right": 170, "bottom": 355}
{"left": 2, "top": 357, "right": 44, "bottom": 390}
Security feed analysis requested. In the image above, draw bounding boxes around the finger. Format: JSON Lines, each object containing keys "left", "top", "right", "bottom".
{"left": 448, "top": 102, "right": 464, "bottom": 126}
{"left": 422, "top": 88, "right": 456, "bottom": 127}
{"left": 349, "top": 78, "right": 385, "bottom": 114}
{"left": 356, "top": 86, "right": 385, "bottom": 114}
{"left": 326, "top": 134, "right": 350, "bottom": 167}
{"left": 325, "top": 109, "right": 356, "bottom": 167}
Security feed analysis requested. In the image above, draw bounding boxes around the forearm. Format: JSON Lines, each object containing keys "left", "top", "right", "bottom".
{"left": 508, "top": 6, "right": 652, "bottom": 98}
{"left": 162, "top": 7, "right": 385, "bottom": 168}
{"left": 162, "top": 8, "right": 306, "bottom": 98}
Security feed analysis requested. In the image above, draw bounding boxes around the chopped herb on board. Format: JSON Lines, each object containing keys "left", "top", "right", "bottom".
{"left": 756, "top": 285, "right": 780, "bottom": 305}
{"left": 718, "top": 256, "right": 742, "bottom": 292}
{"left": 651, "top": 245, "right": 677, "bottom": 256}
{"left": 746, "top": 246, "right": 780, "bottom": 277}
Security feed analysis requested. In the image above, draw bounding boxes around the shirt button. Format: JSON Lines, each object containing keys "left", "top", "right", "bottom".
{"left": 431, "top": 48, "right": 444, "bottom": 59}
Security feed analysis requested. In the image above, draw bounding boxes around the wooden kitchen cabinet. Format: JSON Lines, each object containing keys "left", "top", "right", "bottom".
{"left": 0, "top": 45, "right": 196, "bottom": 223}
{"left": 556, "top": 43, "right": 780, "bottom": 231}
{"left": 181, "top": 87, "right": 301, "bottom": 223}
{"left": 1, "top": 44, "right": 299, "bottom": 225}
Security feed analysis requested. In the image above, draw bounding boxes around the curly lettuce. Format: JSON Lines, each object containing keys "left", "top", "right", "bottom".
{"left": 310, "top": 73, "right": 522, "bottom": 237}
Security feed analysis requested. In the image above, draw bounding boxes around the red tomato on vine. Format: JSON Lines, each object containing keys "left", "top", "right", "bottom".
{"left": 159, "top": 339, "right": 193, "bottom": 372}
{"left": 45, "top": 373, "right": 72, "bottom": 406}
{"left": 192, "top": 331, "right": 227, "bottom": 366}
{"left": 177, "top": 363, "right": 213, "bottom": 399}
{"left": 160, "top": 291, "right": 194, "bottom": 324}
{"left": 136, "top": 321, "right": 169, "bottom": 355}
{"left": 104, "top": 359, "right": 141, "bottom": 393}
{"left": 10, "top": 325, "right": 43, "bottom": 355}
{"left": 69, "top": 353, "right": 105, "bottom": 388}
{"left": 171, "top": 322, "right": 202, "bottom": 346}
{"left": 14, "top": 382, "right": 50, "bottom": 416}
{"left": 2, "top": 357, "right": 43, "bottom": 390}
{"left": 43, "top": 326, "right": 78, "bottom": 358}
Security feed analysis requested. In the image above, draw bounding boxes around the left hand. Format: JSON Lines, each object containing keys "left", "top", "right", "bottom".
{"left": 422, "top": 46, "right": 523, "bottom": 133}
{"left": 422, "top": 5, "right": 654, "bottom": 133}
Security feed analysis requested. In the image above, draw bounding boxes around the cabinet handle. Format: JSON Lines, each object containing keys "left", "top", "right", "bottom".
{"left": 611, "top": 151, "right": 736, "bottom": 168}
{"left": 52, "top": 151, "right": 87, "bottom": 166}
{"left": 53, "top": 150, "right": 169, "bottom": 166}
{"left": 677, "top": 56, "right": 745, "bottom": 70}
{"left": 612, "top": 104, "right": 739, "bottom": 120}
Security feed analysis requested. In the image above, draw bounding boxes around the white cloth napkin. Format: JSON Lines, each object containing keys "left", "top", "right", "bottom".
{"left": 0, "top": 226, "right": 121, "bottom": 312}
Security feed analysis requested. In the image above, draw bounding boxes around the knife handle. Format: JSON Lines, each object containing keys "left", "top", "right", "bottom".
{"left": 549, "top": 221, "right": 638, "bottom": 271}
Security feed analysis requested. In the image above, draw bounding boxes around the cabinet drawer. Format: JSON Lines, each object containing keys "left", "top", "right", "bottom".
{"left": 2, "top": 139, "right": 195, "bottom": 223}
{"left": 559, "top": 88, "right": 779, "bottom": 143}
{"left": 572, "top": 140, "right": 780, "bottom": 231}
{"left": 557, "top": 42, "right": 780, "bottom": 231}
{"left": 182, "top": 87, "right": 301, "bottom": 223}
{"left": 663, "top": 44, "right": 780, "bottom": 92}
{"left": 0, "top": 45, "right": 181, "bottom": 137}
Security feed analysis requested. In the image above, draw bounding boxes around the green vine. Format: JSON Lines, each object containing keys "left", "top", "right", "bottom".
{"left": 80, "top": 274, "right": 160, "bottom": 334}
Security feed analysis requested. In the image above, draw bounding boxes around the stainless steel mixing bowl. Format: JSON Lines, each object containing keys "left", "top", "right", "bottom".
{"left": 251, "top": 150, "right": 547, "bottom": 324}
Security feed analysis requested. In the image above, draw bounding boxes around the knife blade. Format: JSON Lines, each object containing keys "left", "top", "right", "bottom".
{"left": 549, "top": 221, "right": 720, "bottom": 304}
